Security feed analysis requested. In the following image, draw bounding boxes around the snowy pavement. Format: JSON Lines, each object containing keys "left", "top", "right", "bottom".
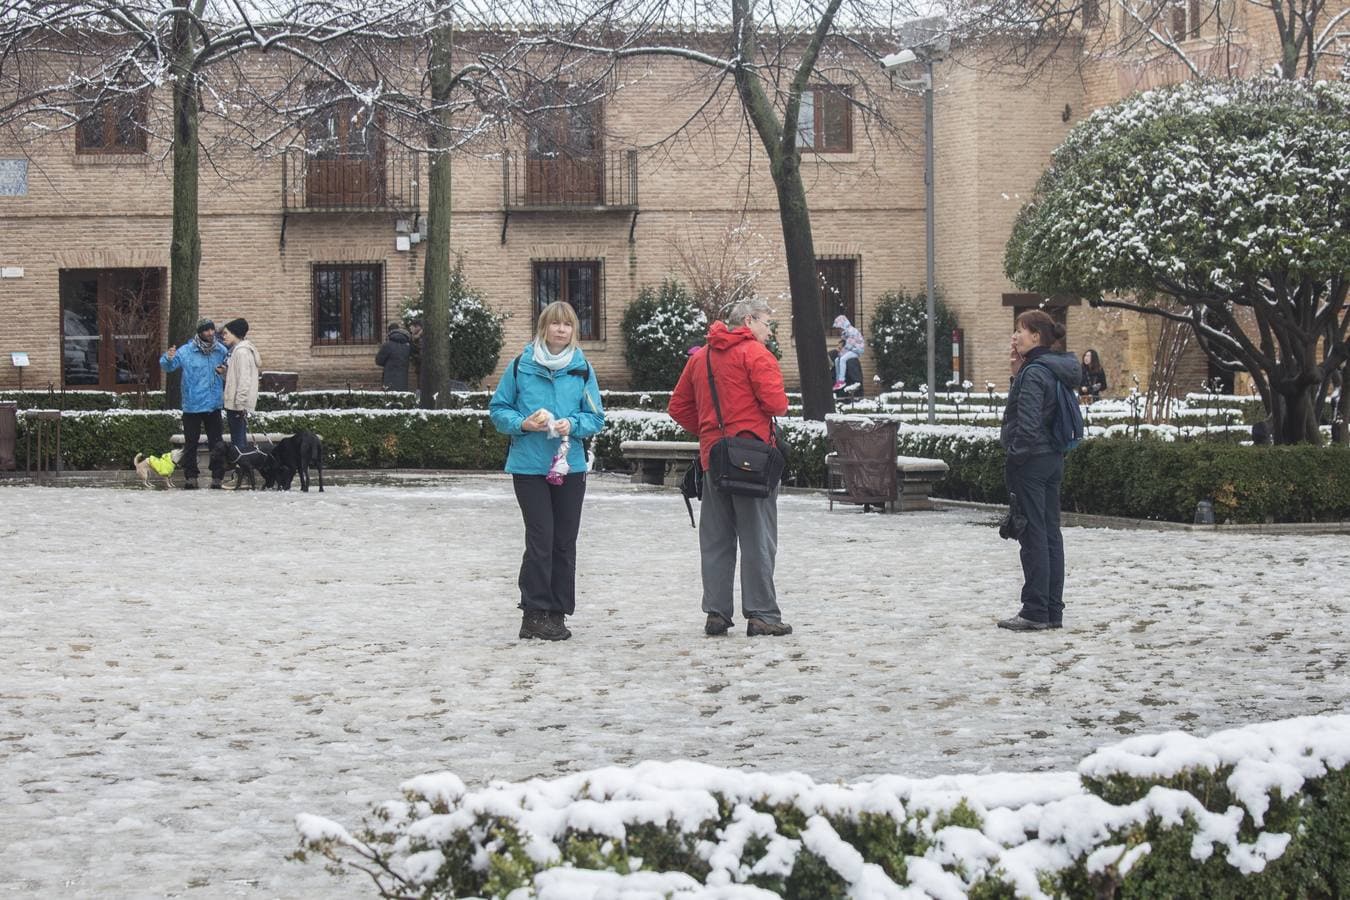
{"left": 1, "top": 475, "right": 1346, "bottom": 897}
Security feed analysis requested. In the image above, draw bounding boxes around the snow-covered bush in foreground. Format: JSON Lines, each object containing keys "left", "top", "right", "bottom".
{"left": 294, "top": 715, "right": 1350, "bottom": 899}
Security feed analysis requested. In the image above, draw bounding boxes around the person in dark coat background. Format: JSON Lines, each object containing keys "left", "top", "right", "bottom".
{"left": 1079, "top": 348, "right": 1107, "bottom": 402}
{"left": 375, "top": 323, "right": 413, "bottom": 391}
{"left": 999, "top": 310, "right": 1083, "bottom": 632}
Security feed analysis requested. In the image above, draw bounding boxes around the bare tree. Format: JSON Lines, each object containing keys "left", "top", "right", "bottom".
{"left": 526, "top": 0, "right": 921, "bottom": 420}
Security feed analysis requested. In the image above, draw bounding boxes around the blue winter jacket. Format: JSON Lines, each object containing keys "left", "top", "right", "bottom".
{"left": 159, "top": 340, "right": 228, "bottom": 413}
{"left": 490, "top": 345, "right": 605, "bottom": 475}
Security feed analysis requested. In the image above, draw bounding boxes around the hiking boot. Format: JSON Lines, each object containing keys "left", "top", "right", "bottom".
{"left": 997, "top": 615, "right": 1051, "bottom": 632}
{"left": 705, "top": 613, "right": 732, "bottom": 636}
{"left": 183, "top": 478, "right": 199, "bottom": 490}
{"left": 519, "top": 610, "right": 569, "bottom": 641}
{"left": 747, "top": 618, "right": 793, "bottom": 637}
{"left": 209, "top": 478, "right": 224, "bottom": 490}
{"left": 546, "top": 611, "right": 572, "bottom": 639}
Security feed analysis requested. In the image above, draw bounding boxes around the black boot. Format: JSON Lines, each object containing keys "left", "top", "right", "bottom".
{"left": 546, "top": 611, "right": 572, "bottom": 639}
{"left": 520, "top": 610, "right": 569, "bottom": 641}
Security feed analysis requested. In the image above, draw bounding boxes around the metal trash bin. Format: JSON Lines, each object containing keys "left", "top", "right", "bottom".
{"left": 0, "top": 401, "right": 16, "bottom": 470}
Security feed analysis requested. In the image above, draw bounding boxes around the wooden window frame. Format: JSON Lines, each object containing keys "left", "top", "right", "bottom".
{"left": 816, "top": 257, "right": 860, "bottom": 335}
{"left": 797, "top": 86, "right": 853, "bottom": 155}
{"left": 1170, "top": 0, "right": 1202, "bottom": 39}
{"left": 532, "top": 260, "right": 603, "bottom": 341}
{"left": 312, "top": 262, "right": 384, "bottom": 346}
{"left": 75, "top": 91, "right": 149, "bottom": 155}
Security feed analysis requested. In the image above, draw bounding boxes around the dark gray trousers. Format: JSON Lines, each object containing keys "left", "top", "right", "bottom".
{"left": 181, "top": 410, "right": 224, "bottom": 481}
{"left": 1007, "top": 453, "right": 1065, "bottom": 625}
{"left": 698, "top": 476, "right": 782, "bottom": 624}
{"left": 512, "top": 473, "right": 587, "bottom": 614}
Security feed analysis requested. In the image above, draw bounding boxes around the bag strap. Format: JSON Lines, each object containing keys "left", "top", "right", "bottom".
{"left": 704, "top": 347, "right": 728, "bottom": 438}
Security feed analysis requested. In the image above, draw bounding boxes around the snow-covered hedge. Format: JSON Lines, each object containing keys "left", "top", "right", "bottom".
{"left": 294, "top": 715, "right": 1350, "bottom": 899}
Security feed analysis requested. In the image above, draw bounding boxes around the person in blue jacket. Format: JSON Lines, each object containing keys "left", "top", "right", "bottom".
{"left": 490, "top": 301, "right": 605, "bottom": 641}
{"left": 159, "top": 317, "right": 229, "bottom": 489}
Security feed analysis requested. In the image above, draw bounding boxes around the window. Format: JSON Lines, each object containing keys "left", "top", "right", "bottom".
{"left": 525, "top": 84, "right": 604, "bottom": 205}
{"left": 303, "top": 86, "right": 386, "bottom": 207}
{"left": 1169, "top": 0, "right": 1202, "bottom": 39}
{"left": 796, "top": 87, "right": 852, "bottom": 153}
{"left": 59, "top": 268, "right": 163, "bottom": 390}
{"left": 76, "top": 91, "right": 148, "bottom": 154}
{"left": 816, "top": 258, "right": 859, "bottom": 332}
{"left": 313, "top": 263, "right": 382, "bottom": 345}
{"left": 1082, "top": 0, "right": 1103, "bottom": 27}
{"left": 533, "top": 261, "right": 601, "bottom": 340}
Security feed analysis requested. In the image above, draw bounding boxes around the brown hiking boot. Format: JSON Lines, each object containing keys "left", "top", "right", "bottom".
{"left": 747, "top": 618, "right": 793, "bottom": 637}
{"left": 705, "top": 613, "right": 732, "bottom": 636}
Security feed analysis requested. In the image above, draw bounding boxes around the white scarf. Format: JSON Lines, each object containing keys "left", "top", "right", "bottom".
{"left": 532, "top": 340, "right": 575, "bottom": 372}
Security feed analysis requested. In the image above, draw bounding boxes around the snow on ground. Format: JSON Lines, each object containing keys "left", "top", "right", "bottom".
{"left": 0, "top": 475, "right": 1346, "bottom": 897}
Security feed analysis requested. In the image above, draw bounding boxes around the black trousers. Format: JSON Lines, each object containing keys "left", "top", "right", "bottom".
{"left": 181, "top": 410, "right": 225, "bottom": 480}
{"left": 1007, "top": 453, "right": 1065, "bottom": 625}
{"left": 512, "top": 473, "right": 587, "bottom": 614}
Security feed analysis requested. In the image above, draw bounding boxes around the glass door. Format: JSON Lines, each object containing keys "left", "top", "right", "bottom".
{"left": 60, "top": 268, "right": 163, "bottom": 390}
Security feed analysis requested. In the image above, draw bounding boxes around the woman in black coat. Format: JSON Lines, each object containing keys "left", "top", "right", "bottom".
{"left": 375, "top": 323, "right": 413, "bottom": 391}
{"left": 999, "top": 311, "right": 1083, "bottom": 632}
{"left": 1079, "top": 349, "right": 1107, "bottom": 401}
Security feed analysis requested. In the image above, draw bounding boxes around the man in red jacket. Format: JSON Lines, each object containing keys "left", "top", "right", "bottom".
{"left": 669, "top": 298, "right": 793, "bottom": 637}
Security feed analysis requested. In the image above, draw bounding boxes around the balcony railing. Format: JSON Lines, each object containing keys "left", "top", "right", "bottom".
{"left": 502, "top": 149, "right": 638, "bottom": 210}
{"left": 282, "top": 147, "right": 419, "bottom": 212}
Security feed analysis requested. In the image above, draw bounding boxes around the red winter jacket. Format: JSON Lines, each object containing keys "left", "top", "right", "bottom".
{"left": 668, "top": 320, "right": 789, "bottom": 469}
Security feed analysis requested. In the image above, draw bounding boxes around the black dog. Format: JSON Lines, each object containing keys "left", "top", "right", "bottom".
{"left": 215, "top": 442, "right": 281, "bottom": 490}
{"left": 273, "top": 430, "right": 325, "bottom": 492}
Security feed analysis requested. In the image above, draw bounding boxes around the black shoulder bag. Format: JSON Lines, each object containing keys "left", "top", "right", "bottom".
{"left": 703, "top": 348, "right": 785, "bottom": 499}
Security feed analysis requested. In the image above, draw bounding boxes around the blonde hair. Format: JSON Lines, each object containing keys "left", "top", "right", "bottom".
{"left": 535, "top": 301, "right": 581, "bottom": 350}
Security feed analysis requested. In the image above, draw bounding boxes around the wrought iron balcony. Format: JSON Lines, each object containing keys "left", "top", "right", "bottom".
{"left": 502, "top": 149, "right": 638, "bottom": 210}
{"left": 282, "top": 147, "right": 419, "bottom": 212}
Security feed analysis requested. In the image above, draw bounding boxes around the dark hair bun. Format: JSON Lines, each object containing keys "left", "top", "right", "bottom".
{"left": 1051, "top": 323, "right": 1067, "bottom": 340}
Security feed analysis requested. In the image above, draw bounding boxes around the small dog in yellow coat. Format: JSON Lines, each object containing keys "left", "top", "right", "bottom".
{"left": 133, "top": 449, "right": 183, "bottom": 489}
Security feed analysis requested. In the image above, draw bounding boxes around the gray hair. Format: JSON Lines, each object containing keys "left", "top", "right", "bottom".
{"left": 725, "top": 297, "right": 771, "bottom": 326}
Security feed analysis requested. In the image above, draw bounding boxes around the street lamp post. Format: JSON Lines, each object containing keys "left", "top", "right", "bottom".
{"left": 882, "top": 20, "right": 948, "bottom": 425}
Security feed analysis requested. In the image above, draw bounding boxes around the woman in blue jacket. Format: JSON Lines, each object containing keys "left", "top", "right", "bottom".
{"left": 490, "top": 301, "right": 605, "bottom": 641}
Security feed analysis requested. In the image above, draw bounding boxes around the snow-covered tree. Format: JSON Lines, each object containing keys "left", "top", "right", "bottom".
{"left": 1005, "top": 79, "right": 1350, "bottom": 445}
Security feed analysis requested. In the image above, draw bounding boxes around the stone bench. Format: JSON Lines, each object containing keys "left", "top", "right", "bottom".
{"left": 893, "top": 455, "right": 949, "bottom": 511}
{"left": 826, "top": 453, "right": 948, "bottom": 511}
{"left": 620, "top": 440, "right": 700, "bottom": 487}
{"left": 171, "top": 432, "right": 292, "bottom": 473}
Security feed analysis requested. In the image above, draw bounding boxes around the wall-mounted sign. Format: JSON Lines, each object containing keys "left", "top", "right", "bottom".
{"left": 0, "top": 159, "right": 27, "bottom": 196}
{"left": 1, "top": 267, "right": 23, "bottom": 279}
{"left": 11, "top": 352, "right": 30, "bottom": 367}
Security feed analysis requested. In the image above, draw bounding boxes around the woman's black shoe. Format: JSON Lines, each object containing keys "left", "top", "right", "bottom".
{"left": 520, "top": 610, "right": 569, "bottom": 641}
{"left": 546, "top": 611, "right": 572, "bottom": 639}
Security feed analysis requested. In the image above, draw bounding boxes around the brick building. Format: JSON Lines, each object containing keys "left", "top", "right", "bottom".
{"left": 0, "top": 9, "right": 1338, "bottom": 396}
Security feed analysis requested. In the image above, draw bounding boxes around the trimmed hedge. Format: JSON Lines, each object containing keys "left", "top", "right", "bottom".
{"left": 294, "top": 716, "right": 1350, "bottom": 899}
{"left": 1064, "top": 441, "right": 1350, "bottom": 524}
{"left": 10, "top": 410, "right": 507, "bottom": 471}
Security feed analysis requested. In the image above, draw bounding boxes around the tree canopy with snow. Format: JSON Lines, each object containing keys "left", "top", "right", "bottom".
{"left": 1005, "top": 78, "right": 1350, "bottom": 444}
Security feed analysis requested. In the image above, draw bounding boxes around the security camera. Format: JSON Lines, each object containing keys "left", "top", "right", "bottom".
{"left": 881, "top": 48, "right": 917, "bottom": 70}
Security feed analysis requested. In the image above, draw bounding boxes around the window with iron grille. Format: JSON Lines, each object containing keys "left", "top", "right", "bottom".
{"left": 796, "top": 87, "right": 853, "bottom": 154}
{"left": 816, "top": 258, "right": 860, "bottom": 333}
{"left": 313, "top": 263, "right": 383, "bottom": 345}
{"left": 76, "top": 91, "right": 148, "bottom": 154}
{"left": 533, "top": 260, "right": 602, "bottom": 341}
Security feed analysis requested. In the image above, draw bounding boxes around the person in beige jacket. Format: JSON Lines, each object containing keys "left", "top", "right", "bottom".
{"left": 219, "top": 318, "right": 261, "bottom": 449}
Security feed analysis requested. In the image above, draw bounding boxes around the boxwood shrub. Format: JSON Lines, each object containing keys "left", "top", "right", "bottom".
{"left": 294, "top": 716, "right": 1350, "bottom": 899}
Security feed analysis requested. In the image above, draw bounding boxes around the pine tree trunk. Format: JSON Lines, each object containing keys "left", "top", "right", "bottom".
{"left": 419, "top": 15, "right": 454, "bottom": 410}
{"left": 165, "top": 0, "right": 200, "bottom": 410}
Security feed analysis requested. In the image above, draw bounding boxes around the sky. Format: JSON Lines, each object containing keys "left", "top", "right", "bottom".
{"left": 1, "top": 474, "right": 1345, "bottom": 895}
